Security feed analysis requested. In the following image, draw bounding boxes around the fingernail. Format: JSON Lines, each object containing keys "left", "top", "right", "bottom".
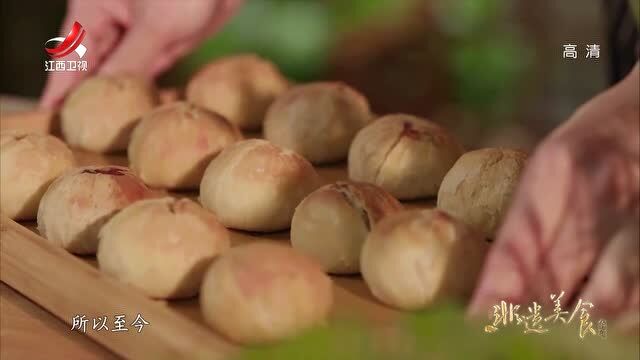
{"left": 468, "top": 258, "right": 527, "bottom": 317}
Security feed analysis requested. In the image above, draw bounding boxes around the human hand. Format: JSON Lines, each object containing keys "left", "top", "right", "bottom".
{"left": 468, "top": 64, "right": 639, "bottom": 330}
{"left": 40, "top": 0, "right": 243, "bottom": 108}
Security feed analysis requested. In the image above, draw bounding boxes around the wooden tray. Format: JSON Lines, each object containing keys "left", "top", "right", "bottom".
{"left": 0, "top": 103, "right": 433, "bottom": 359}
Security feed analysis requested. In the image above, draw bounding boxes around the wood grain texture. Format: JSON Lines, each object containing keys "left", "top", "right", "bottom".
{"left": 1, "top": 216, "right": 238, "bottom": 360}
{"left": 0, "top": 88, "right": 179, "bottom": 136}
{"left": 0, "top": 283, "right": 118, "bottom": 360}
{"left": 0, "top": 108, "right": 59, "bottom": 135}
{"left": 0, "top": 100, "right": 433, "bottom": 358}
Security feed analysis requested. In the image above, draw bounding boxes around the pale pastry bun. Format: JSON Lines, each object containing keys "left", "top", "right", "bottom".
{"left": 348, "top": 114, "right": 464, "bottom": 200}
{"left": 98, "top": 197, "right": 230, "bottom": 299}
{"left": 199, "top": 139, "right": 321, "bottom": 232}
{"left": 361, "top": 209, "right": 488, "bottom": 311}
{"left": 128, "top": 102, "right": 242, "bottom": 189}
{"left": 437, "top": 148, "right": 527, "bottom": 239}
{"left": 263, "top": 82, "right": 372, "bottom": 164}
{"left": 291, "top": 181, "right": 403, "bottom": 274}
{"left": 0, "top": 131, "right": 74, "bottom": 220}
{"left": 200, "top": 242, "right": 333, "bottom": 344}
{"left": 61, "top": 75, "right": 157, "bottom": 153}
{"left": 37, "top": 166, "right": 153, "bottom": 254}
{"left": 185, "top": 54, "right": 289, "bottom": 130}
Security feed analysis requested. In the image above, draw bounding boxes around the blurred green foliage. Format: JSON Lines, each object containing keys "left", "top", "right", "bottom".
{"left": 431, "top": 0, "right": 505, "bottom": 37}
{"left": 432, "top": 0, "right": 533, "bottom": 127}
{"left": 631, "top": 0, "right": 640, "bottom": 24}
{"left": 235, "top": 304, "right": 638, "bottom": 360}
{"left": 163, "top": 0, "right": 533, "bottom": 131}
{"left": 451, "top": 35, "right": 531, "bottom": 120}
{"left": 327, "top": 0, "right": 413, "bottom": 33}
{"left": 238, "top": 322, "right": 378, "bottom": 360}
{"left": 163, "top": 0, "right": 415, "bottom": 84}
{"left": 164, "top": 1, "right": 331, "bottom": 84}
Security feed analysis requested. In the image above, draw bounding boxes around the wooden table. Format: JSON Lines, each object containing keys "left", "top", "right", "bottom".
{"left": 0, "top": 283, "right": 118, "bottom": 359}
{"left": 0, "top": 95, "right": 117, "bottom": 358}
{"left": 0, "top": 94, "right": 403, "bottom": 359}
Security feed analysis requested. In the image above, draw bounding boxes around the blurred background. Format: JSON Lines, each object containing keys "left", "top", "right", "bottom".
{"left": 1, "top": 0, "right": 613, "bottom": 150}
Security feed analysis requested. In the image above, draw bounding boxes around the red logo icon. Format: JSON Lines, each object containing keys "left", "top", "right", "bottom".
{"left": 44, "top": 21, "right": 87, "bottom": 59}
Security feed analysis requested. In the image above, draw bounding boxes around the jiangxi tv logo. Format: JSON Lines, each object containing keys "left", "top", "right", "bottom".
{"left": 44, "top": 21, "right": 88, "bottom": 72}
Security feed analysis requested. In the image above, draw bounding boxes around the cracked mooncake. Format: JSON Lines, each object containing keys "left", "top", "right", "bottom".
{"left": 186, "top": 54, "right": 289, "bottom": 131}
{"left": 199, "top": 139, "right": 321, "bottom": 232}
{"left": 263, "top": 82, "right": 372, "bottom": 164}
{"left": 437, "top": 148, "right": 528, "bottom": 239}
{"left": 290, "top": 181, "right": 403, "bottom": 274}
{"left": 361, "top": 208, "right": 488, "bottom": 310}
{"left": 61, "top": 75, "right": 158, "bottom": 153}
{"left": 0, "top": 131, "right": 74, "bottom": 220}
{"left": 98, "top": 197, "right": 230, "bottom": 299}
{"left": 128, "top": 101, "right": 242, "bottom": 189}
{"left": 348, "top": 114, "right": 464, "bottom": 200}
{"left": 37, "top": 166, "right": 153, "bottom": 254}
{"left": 200, "top": 242, "right": 333, "bottom": 344}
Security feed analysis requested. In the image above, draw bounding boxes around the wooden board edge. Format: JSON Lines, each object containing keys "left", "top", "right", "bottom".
{"left": 0, "top": 216, "right": 237, "bottom": 360}
{"left": 0, "top": 88, "right": 180, "bottom": 135}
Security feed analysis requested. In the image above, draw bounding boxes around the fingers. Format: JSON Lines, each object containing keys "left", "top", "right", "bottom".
{"left": 98, "top": 14, "right": 208, "bottom": 78}
{"left": 469, "top": 127, "right": 639, "bottom": 320}
{"left": 100, "top": 0, "right": 210, "bottom": 77}
{"left": 39, "top": 0, "right": 127, "bottom": 109}
{"left": 100, "top": 0, "right": 244, "bottom": 78}
{"left": 467, "top": 141, "right": 600, "bottom": 317}
{"left": 149, "top": 41, "right": 197, "bottom": 76}
{"left": 467, "top": 62, "right": 640, "bottom": 322}
{"left": 41, "top": 0, "right": 244, "bottom": 108}
{"left": 40, "top": 69, "right": 86, "bottom": 109}
{"left": 612, "top": 308, "right": 640, "bottom": 336}
{"left": 40, "top": 11, "right": 89, "bottom": 109}
{"left": 467, "top": 174, "right": 545, "bottom": 315}
{"left": 203, "top": 0, "right": 245, "bottom": 35}
{"left": 577, "top": 222, "right": 639, "bottom": 320}
{"left": 40, "top": 26, "right": 122, "bottom": 109}
{"left": 97, "top": 23, "right": 167, "bottom": 78}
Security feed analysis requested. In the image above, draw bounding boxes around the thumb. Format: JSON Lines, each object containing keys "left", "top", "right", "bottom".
{"left": 98, "top": 23, "right": 177, "bottom": 79}
{"left": 40, "top": 1, "right": 124, "bottom": 109}
{"left": 99, "top": 0, "right": 244, "bottom": 79}
{"left": 466, "top": 218, "right": 532, "bottom": 319}
{"left": 467, "top": 142, "right": 576, "bottom": 318}
{"left": 40, "top": 66, "right": 87, "bottom": 109}
{"left": 466, "top": 178, "right": 551, "bottom": 317}
{"left": 39, "top": 28, "right": 119, "bottom": 109}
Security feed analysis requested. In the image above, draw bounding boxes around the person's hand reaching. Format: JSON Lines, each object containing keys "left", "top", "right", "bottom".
{"left": 468, "top": 63, "right": 639, "bottom": 331}
{"left": 40, "top": 0, "right": 243, "bottom": 108}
